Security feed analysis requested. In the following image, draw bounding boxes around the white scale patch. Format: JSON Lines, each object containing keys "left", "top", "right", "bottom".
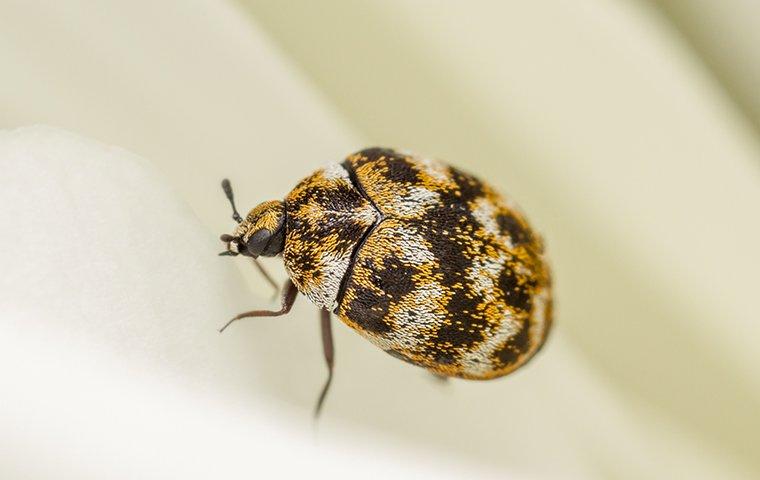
{"left": 388, "top": 186, "right": 440, "bottom": 218}
{"left": 415, "top": 156, "right": 451, "bottom": 184}
{"left": 471, "top": 197, "right": 513, "bottom": 248}
{"left": 529, "top": 287, "right": 550, "bottom": 342}
{"left": 353, "top": 204, "right": 379, "bottom": 225}
{"left": 460, "top": 310, "right": 521, "bottom": 377}
{"left": 364, "top": 283, "right": 447, "bottom": 352}
{"left": 396, "top": 284, "right": 447, "bottom": 329}
{"left": 467, "top": 253, "right": 508, "bottom": 298}
{"left": 302, "top": 249, "right": 353, "bottom": 310}
{"left": 394, "top": 224, "right": 435, "bottom": 265}
{"left": 321, "top": 162, "right": 350, "bottom": 181}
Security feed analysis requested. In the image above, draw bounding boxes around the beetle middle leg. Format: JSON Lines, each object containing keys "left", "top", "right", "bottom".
{"left": 314, "top": 308, "right": 334, "bottom": 418}
{"left": 218, "top": 279, "right": 298, "bottom": 333}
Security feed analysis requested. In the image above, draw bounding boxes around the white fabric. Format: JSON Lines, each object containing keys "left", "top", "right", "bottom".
{"left": 0, "top": 1, "right": 758, "bottom": 478}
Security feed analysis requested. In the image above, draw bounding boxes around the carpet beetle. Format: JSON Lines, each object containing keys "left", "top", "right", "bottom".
{"left": 219, "top": 148, "right": 552, "bottom": 415}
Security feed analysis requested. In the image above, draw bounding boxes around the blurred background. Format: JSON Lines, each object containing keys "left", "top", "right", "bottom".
{"left": 1, "top": 1, "right": 758, "bottom": 478}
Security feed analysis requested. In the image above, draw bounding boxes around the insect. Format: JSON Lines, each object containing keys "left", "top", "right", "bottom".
{"left": 218, "top": 148, "right": 552, "bottom": 416}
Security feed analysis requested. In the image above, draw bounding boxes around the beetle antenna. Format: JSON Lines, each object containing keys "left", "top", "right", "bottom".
{"left": 221, "top": 178, "right": 243, "bottom": 223}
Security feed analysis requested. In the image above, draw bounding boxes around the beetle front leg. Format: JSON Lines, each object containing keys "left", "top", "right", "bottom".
{"left": 252, "top": 258, "right": 279, "bottom": 299}
{"left": 218, "top": 279, "right": 298, "bottom": 333}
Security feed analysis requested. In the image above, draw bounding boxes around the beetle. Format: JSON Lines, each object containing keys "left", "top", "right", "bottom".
{"left": 218, "top": 147, "right": 552, "bottom": 416}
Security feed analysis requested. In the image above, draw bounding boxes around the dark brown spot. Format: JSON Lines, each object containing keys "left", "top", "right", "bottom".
{"left": 346, "top": 287, "right": 393, "bottom": 334}
{"left": 377, "top": 257, "right": 416, "bottom": 300}
{"left": 497, "top": 213, "right": 532, "bottom": 245}
{"left": 496, "top": 319, "right": 531, "bottom": 366}
{"left": 450, "top": 167, "right": 485, "bottom": 202}
{"left": 499, "top": 268, "right": 533, "bottom": 312}
{"left": 435, "top": 352, "right": 456, "bottom": 365}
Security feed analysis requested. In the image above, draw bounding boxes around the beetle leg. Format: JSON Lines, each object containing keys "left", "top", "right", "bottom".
{"left": 314, "top": 308, "right": 334, "bottom": 418}
{"left": 218, "top": 279, "right": 298, "bottom": 333}
{"left": 252, "top": 258, "right": 279, "bottom": 298}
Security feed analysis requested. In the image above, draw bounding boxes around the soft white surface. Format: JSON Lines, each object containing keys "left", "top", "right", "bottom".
{"left": 0, "top": 125, "right": 748, "bottom": 479}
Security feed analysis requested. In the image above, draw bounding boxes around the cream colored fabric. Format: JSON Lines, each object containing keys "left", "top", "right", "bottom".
{"left": 0, "top": 1, "right": 757, "bottom": 479}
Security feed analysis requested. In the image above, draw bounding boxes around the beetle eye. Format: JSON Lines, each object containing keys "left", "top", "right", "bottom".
{"left": 245, "top": 229, "right": 271, "bottom": 257}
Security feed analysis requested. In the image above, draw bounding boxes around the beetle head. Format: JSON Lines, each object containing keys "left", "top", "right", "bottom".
{"left": 219, "top": 179, "right": 285, "bottom": 258}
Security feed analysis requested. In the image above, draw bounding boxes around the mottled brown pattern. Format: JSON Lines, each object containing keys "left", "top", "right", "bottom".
{"left": 239, "top": 148, "right": 552, "bottom": 379}
{"left": 337, "top": 148, "right": 552, "bottom": 379}
{"left": 282, "top": 162, "right": 378, "bottom": 309}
